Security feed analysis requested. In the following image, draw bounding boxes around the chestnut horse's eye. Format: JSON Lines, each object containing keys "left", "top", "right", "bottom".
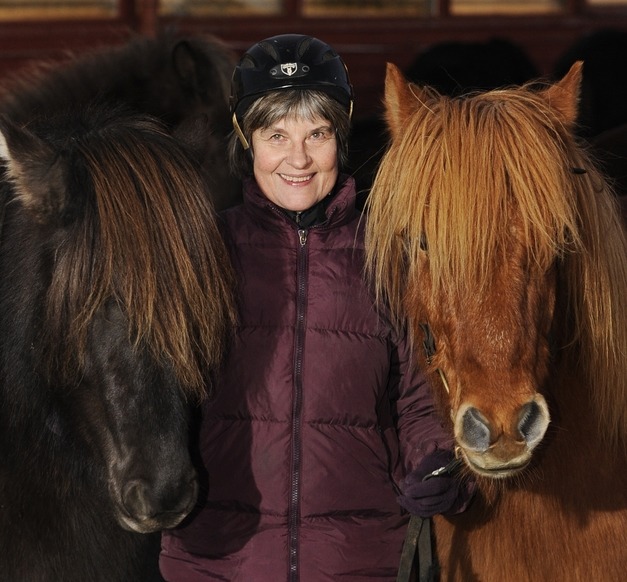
{"left": 419, "top": 232, "right": 428, "bottom": 252}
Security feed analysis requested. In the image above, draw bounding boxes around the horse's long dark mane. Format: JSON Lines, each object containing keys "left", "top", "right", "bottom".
{"left": 2, "top": 105, "right": 236, "bottom": 397}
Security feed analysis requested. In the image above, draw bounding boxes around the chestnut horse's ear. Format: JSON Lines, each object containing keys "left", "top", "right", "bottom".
{"left": 384, "top": 62, "right": 423, "bottom": 139}
{"left": 541, "top": 60, "right": 583, "bottom": 127}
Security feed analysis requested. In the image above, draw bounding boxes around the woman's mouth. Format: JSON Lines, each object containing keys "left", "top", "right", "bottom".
{"left": 279, "top": 173, "right": 313, "bottom": 184}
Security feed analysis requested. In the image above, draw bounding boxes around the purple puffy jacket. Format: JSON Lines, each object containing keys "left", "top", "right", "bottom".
{"left": 160, "top": 176, "right": 456, "bottom": 582}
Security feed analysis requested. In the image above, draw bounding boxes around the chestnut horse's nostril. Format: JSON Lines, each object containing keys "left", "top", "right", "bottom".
{"left": 461, "top": 407, "right": 491, "bottom": 453}
{"left": 458, "top": 395, "right": 550, "bottom": 456}
{"left": 517, "top": 396, "right": 550, "bottom": 448}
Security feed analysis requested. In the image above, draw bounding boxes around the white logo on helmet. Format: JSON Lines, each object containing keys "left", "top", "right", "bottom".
{"left": 280, "top": 63, "right": 298, "bottom": 76}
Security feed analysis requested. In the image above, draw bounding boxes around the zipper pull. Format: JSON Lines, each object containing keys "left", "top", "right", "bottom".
{"left": 298, "top": 229, "right": 308, "bottom": 246}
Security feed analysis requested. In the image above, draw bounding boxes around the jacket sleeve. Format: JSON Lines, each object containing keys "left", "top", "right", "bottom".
{"left": 387, "top": 327, "right": 455, "bottom": 475}
{"left": 388, "top": 331, "right": 478, "bottom": 515}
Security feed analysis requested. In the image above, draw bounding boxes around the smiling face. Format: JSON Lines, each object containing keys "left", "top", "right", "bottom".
{"left": 251, "top": 115, "right": 339, "bottom": 212}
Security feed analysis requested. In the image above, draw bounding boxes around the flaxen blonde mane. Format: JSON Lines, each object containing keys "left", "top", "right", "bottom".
{"left": 365, "top": 72, "right": 627, "bottom": 443}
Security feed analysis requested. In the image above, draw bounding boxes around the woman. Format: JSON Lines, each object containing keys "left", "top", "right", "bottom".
{"left": 160, "top": 34, "right": 474, "bottom": 582}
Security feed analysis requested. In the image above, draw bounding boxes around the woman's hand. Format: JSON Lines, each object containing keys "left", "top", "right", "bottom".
{"left": 397, "top": 448, "right": 475, "bottom": 517}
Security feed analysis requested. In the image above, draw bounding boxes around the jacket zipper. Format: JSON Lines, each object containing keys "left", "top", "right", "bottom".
{"left": 289, "top": 227, "right": 308, "bottom": 582}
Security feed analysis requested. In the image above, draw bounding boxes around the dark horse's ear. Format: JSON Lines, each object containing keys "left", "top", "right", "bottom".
{"left": 0, "top": 115, "right": 68, "bottom": 223}
{"left": 541, "top": 60, "right": 583, "bottom": 128}
{"left": 172, "top": 40, "right": 203, "bottom": 91}
{"left": 384, "top": 62, "right": 428, "bottom": 140}
{"left": 172, "top": 39, "right": 221, "bottom": 98}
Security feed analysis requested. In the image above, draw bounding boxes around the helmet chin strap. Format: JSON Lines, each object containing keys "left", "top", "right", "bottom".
{"left": 232, "top": 112, "right": 250, "bottom": 150}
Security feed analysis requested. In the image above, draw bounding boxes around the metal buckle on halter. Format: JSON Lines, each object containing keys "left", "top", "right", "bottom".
{"left": 422, "top": 457, "right": 464, "bottom": 481}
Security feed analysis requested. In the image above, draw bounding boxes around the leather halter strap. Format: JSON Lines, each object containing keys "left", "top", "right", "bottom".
{"left": 419, "top": 322, "right": 436, "bottom": 364}
{"left": 419, "top": 322, "right": 451, "bottom": 394}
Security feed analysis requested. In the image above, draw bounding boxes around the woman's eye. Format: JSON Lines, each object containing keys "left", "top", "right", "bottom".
{"left": 310, "top": 130, "right": 333, "bottom": 142}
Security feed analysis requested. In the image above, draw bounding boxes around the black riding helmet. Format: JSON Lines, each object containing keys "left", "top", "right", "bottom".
{"left": 230, "top": 34, "right": 354, "bottom": 149}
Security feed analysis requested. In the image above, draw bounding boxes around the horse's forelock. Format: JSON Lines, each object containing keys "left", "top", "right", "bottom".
{"left": 368, "top": 88, "right": 583, "bottom": 297}
{"left": 47, "top": 116, "right": 235, "bottom": 398}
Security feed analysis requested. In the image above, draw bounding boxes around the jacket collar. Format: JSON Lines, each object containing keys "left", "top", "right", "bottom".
{"left": 242, "top": 174, "right": 357, "bottom": 229}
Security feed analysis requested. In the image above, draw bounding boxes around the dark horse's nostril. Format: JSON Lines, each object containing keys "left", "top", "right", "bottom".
{"left": 122, "top": 476, "right": 198, "bottom": 522}
{"left": 122, "top": 479, "right": 152, "bottom": 520}
{"left": 461, "top": 407, "right": 491, "bottom": 452}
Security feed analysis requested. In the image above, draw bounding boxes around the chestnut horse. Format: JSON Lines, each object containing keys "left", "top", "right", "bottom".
{"left": 0, "top": 105, "right": 235, "bottom": 580}
{"left": 365, "top": 62, "right": 627, "bottom": 580}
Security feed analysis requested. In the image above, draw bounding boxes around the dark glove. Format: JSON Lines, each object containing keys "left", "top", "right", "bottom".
{"left": 398, "top": 447, "right": 473, "bottom": 518}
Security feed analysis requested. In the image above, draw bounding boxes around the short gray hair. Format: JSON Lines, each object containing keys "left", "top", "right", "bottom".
{"left": 228, "top": 89, "right": 351, "bottom": 177}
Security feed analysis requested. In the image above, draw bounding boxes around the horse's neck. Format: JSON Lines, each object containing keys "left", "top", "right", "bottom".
{"left": 530, "top": 354, "right": 627, "bottom": 491}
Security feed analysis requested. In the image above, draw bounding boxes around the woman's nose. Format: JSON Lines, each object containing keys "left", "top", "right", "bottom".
{"left": 286, "top": 141, "right": 311, "bottom": 168}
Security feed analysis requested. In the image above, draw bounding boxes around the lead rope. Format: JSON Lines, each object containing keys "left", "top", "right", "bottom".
{"left": 396, "top": 457, "right": 464, "bottom": 582}
{"left": 396, "top": 514, "right": 432, "bottom": 582}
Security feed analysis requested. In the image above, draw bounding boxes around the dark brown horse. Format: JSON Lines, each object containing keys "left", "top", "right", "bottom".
{"left": 0, "top": 32, "right": 240, "bottom": 210}
{"left": 0, "top": 104, "right": 235, "bottom": 580}
{"left": 365, "top": 62, "right": 627, "bottom": 580}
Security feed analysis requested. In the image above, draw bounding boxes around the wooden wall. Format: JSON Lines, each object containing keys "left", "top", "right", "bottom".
{"left": 1, "top": 5, "right": 627, "bottom": 120}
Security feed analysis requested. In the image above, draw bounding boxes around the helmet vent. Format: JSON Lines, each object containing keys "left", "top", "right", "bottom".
{"left": 258, "top": 41, "right": 280, "bottom": 61}
{"left": 240, "top": 55, "right": 256, "bottom": 69}
{"left": 297, "top": 37, "right": 313, "bottom": 59}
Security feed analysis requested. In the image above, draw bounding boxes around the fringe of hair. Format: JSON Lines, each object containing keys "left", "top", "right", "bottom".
{"left": 46, "top": 116, "right": 236, "bottom": 399}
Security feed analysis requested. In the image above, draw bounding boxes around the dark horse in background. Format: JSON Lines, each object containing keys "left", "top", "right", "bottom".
{"left": 348, "top": 37, "right": 538, "bottom": 206}
{"left": 0, "top": 45, "right": 237, "bottom": 582}
{"left": 0, "top": 32, "right": 240, "bottom": 210}
{"left": 553, "top": 28, "right": 627, "bottom": 219}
